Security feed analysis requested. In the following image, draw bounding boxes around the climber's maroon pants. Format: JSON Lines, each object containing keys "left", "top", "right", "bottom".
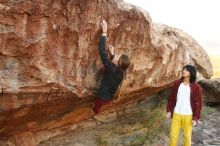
{"left": 93, "top": 97, "right": 112, "bottom": 114}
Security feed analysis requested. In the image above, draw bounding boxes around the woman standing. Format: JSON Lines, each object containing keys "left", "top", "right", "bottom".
{"left": 166, "top": 65, "right": 202, "bottom": 146}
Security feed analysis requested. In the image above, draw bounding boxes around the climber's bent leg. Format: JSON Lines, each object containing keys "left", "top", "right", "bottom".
{"left": 93, "top": 97, "right": 112, "bottom": 114}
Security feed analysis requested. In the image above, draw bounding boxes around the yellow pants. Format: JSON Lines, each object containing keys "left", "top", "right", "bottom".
{"left": 170, "top": 113, "right": 192, "bottom": 146}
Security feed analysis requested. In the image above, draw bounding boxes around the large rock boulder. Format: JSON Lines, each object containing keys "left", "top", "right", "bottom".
{"left": 198, "top": 78, "right": 220, "bottom": 103}
{"left": 0, "top": 0, "right": 213, "bottom": 144}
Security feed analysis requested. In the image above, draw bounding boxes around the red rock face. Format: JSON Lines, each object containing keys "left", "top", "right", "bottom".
{"left": 0, "top": 0, "right": 213, "bottom": 144}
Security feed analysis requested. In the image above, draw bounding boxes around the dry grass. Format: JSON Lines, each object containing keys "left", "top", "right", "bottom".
{"left": 96, "top": 135, "right": 108, "bottom": 146}
{"left": 95, "top": 99, "right": 170, "bottom": 146}
{"left": 96, "top": 132, "right": 113, "bottom": 146}
{"left": 201, "top": 106, "right": 215, "bottom": 118}
{"left": 116, "top": 124, "right": 133, "bottom": 134}
{"left": 115, "top": 122, "right": 144, "bottom": 134}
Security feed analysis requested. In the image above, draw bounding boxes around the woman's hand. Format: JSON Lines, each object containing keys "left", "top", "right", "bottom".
{"left": 166, "top": 112, "right": 171, "bottom": 118}
{"left": 192, "top": 120, "right": 197, "bottom": 126}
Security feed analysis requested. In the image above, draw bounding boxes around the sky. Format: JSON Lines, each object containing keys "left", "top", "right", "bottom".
{"left": 124, "top": 0, "right": 220, "bottom": 55}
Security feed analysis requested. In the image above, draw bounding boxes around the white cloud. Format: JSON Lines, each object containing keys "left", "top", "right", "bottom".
{"left": 124, "top": 0, "right": 220, "bottom": 55}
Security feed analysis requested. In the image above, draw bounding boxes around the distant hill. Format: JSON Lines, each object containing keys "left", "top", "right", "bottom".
{"left": 210, "top": 55, "right": 220, "bottom": 78}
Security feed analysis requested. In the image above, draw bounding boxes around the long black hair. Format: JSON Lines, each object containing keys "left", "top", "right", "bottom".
{"left": 181, "top": 65, "right": 197, "bottom": 83}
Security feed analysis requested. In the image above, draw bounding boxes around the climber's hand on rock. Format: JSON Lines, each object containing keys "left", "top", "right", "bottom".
{"left": 101, "top": 20, "right": 107, "bottom": 34}
{"left": 108, "top": 45, "right": 115, "bottom": 56}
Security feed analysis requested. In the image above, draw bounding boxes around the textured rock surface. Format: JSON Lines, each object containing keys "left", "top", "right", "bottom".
{"left": 198, "top": 78, "right": 220, "bottom": 103}
{"left": 0, "top": 94, "right": 160, "bottom": 146}
{"left": 0, "top": 0, "right": 213, "bottom": 144}
{"left": 192, "top": 107, "right": 220, "bottom": 146}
